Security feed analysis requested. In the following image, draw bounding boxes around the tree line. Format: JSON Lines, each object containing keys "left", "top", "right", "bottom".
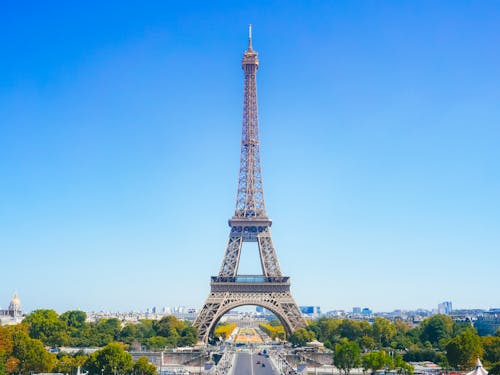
{"left": 0, "top": 325, "right": 156, "bottom": 375}
{"left": 260, "top": 321, "right": 286, "bottom": 340}
{"left": 214, "top": 323, "right": 237, "bottom": 340}
{"left": 286, "top": 315, "right": 500, "bottom": 374}
{"left": 22, "top": 309, "right": 197, "bottom": 349}
{"left": 0, "top": 309, "right": 197, "bottom": 375}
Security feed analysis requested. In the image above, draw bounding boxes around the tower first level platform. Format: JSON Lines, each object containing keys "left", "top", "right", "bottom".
{"left": 195, "top": 277, "right": 305, "bottom": 343}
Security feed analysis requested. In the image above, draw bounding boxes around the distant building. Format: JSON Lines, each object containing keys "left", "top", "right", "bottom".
{"left": 361, "top": 308, "right": 372, "bottom": 316}
{"left": 325, "top": 310, "right": 346, "bottom": 318}
{"left": 353, "top": 307, "right": 361, "bottom": 314}
{"left": 474, "top": 309, "right": 500, "bottom": 336}
{"left": 438, "top": 301, "right": 452, "bottom": 315}
{"left": 0, "top": 293, "right": 24, "bottom": 325}
{"left": 300, "top": 306, "right": 321, "bottom": 315}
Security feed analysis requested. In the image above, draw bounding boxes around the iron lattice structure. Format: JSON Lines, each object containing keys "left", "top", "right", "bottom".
{"left": 194, "top": 26, "right": 307, "bottom": 343}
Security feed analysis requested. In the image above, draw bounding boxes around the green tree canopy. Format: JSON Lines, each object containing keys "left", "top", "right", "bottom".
{"left": 445, "top": 328, "right": 484, "bottom": 370}
{"left": 373, "top": 318, "right": 397, "bottom": 348}
{"left": 96, "top": 319, "right": 122, "bottom": 338}
{"left": 420, "top": 315, "right": 454, "bottom": 348}
{"left": 133, "top": 357, "right": 156, "bottom": 375}
{"left": 489, "top": 362, "right": 500, "bottom": 375}
{"left": 482, "top": 336, "right": 500, "bottom": 364}
{"left": 144, "top": 336, "right": 168, "bottom": 350}
{"left": 338, "top": 320, "right": 372, "bottom": 342}
{"left": 178, "top": 325, "right": 197, "bottom": 347}
{"left": 85, "top": 343, "right": 134, "bottom": 375}
{"left": 60, "top": 311, "right": 87, "bottom": 329}
{"left": 54, "top": 355, "right": 87, "bottom": 374}
{"left": 23, "top": 309, "right": 69, "bottom": 347}
{"left": 362, "top": 351, "right": 393, "bottom": 375}
{"left": 150, "top": 316, "right": 197, "bottom": 347}
{"left": 11, "top": 329, "right": 57, "bottom": 374}
{"left": 289, "top": 328, "right": 316, "bottom": 347}
{"left": 334, "top": 339, "right": 362, "bottom": 375}
{"left": 153, "top": 316, "right": 183, "bottom": 337}
{"left": 403, "top": 348, "right": 445, "bottom": 363}
{"left": 394, "top": 353, "right": 414, "bottom": 375}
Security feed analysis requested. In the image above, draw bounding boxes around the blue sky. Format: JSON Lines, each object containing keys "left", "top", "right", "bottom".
{"left": 1, "top": 1, "right": 499, "bottom": 313}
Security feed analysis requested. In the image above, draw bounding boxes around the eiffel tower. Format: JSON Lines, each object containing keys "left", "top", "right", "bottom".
{"left": 193, "top": 26, "right": 307, "bottom": 343}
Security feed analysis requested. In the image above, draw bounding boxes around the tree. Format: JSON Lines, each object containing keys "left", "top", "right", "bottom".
{"left": 334, "top": 339, "right": 361, "bottom": 375}
{"left": 23, "top": 309, "right": 69, "bottom": 347}
{"left": 403, "top": 349, "right": 445, "bottom": 363}
{"left": 214, "top": 323, "right": 237, "bottom": 340}
{"left": 360, "top": 336, "right": 376, "bottom": 351}
{"left": 178, "top": 325, "right": 197, "bottom": 347}
{"left": 489, "top": 362, "right": 500, "bottom": 375}
{"left": 96, "top": 319, "right": 121, "bottom": 339}
{"left": 119, "top": 324, "right": 140, "bottom": 345}
{"left": 420, "top": 315, "right": 454, "bottom": 348}
{"left": 153, "top": 316, "right": 183, "bottom": 338}
{"left": 86, "top": 343, "right": 134, "bottom": 375}
{"left": 339, "top": 320, "right": 371, "bottom": 342}
{"left": 60, "top": 311, "right": 87, "bottom": 329}
{"left": 373, "top": 318, "right": 396, "bottom": 348}
{"left": 136, "top": 320, "right": 155, "bottom": 339}
{"left": 54, "top": 355, "right": 87, "bottom": 374}
{"left": 260, "top": 323, "right": 286, "bottom": 340}
{"left": 394, "top": 354, "right": 414, "bottom": 375}
{"left": 288, "top": 328, "right": 316, "bottom": 347}
{"left": 445, "top": 328, "right": 483, "bottom": 370}
{"left": 133, "top": 357, "right": 156, "bottom": 375}
{"left": 144, "top": 336, "right": 168, "bottom": 350}
{"left": 391, "top": 321, "right": 413, "bottom": 350}
{"left": 362, "top": 351, "right": 393, "bottom": 375}
{"left": 149, "top": 316, "right": 197, "bottom": 348}
{"left": 309, "top": 318, "right": 341, "bottom": 346}
{"left": 0, "top": 326, "right": 14, "bottom": 375}
{"left": 11, "top": 329, "right": 57, "bottom": 374}
{"left": 482, "top": 336, "right": 500, "bottom": 364}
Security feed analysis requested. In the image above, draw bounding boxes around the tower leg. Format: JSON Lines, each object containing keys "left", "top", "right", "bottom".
{"left": 257, "top": 227, "right": 282, "bottom": 277}
{"left": 218, "top": 235, "right": 243, "bottom": 277}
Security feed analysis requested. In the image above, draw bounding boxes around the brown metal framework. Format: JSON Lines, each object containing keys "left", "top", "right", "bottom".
{"left": 194, "top": 26, "right": 306, "bottom": 343}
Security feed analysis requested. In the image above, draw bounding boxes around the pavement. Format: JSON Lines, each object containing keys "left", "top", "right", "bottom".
{"left": 230, "top": 351, "right": 278, "bottom": 375}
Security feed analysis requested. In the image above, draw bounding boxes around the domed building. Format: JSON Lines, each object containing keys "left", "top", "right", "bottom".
{"left": 0, "top": 292, "right": 24, "bottom": 325}
{"left": 8, "top": 293, "right": 22, "bottom": 317}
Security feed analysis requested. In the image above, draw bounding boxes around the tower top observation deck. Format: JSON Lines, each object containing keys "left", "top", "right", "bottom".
{"left": 242, "top": 24, "right": 259, "bottom": 67}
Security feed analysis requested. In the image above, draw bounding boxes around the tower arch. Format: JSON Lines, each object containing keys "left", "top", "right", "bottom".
{"left": 205, "top": 301, "right": 294, "bottom": 343}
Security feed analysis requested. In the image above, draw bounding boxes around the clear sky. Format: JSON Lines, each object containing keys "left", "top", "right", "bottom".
{"left": 1, "top": 1, "right": 499, "bottom": 314}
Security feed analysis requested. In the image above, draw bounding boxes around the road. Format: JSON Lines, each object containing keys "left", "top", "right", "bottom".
{"left": 230, "top": 351, "right": 278, "bottom": 375}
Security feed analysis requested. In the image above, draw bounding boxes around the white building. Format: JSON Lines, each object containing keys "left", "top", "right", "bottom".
{"left": 0, "top": 293, "right": 24, "bottom": 325}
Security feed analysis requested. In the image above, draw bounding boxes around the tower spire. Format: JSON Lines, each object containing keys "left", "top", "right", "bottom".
{"left": 248, "top": 24, "right": 253, "bottom": 50}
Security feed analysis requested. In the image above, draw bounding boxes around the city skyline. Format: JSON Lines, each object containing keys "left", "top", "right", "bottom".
{"left": 0, "top": 290, "right": 494, "bottom": 317}
{"left": 1, "top": 1, "right": 499, "bottom": 313}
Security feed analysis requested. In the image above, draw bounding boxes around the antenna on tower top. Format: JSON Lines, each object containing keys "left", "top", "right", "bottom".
{"left": 248, "top": 24, "right": 253, "bottom": 50}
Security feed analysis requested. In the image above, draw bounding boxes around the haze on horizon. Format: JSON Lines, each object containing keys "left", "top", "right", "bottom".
{"left": 1, "top": 1, "right": 499, "bottom": 314}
